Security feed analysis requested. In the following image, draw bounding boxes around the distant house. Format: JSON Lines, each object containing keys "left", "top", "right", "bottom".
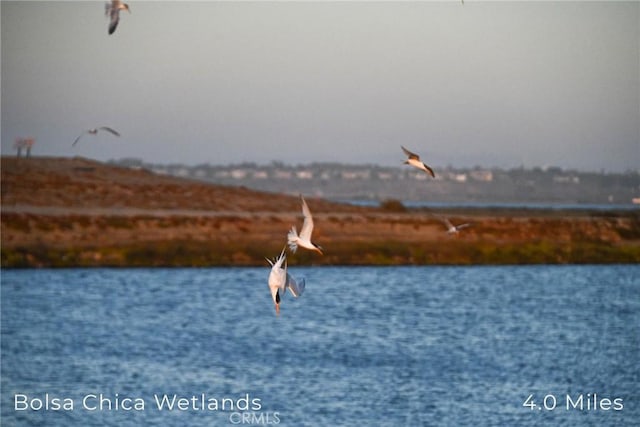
{"left": 230, "top": 169, "right": 248, "bottom": 179}
{"left": 452, "top": 173, "right": 467, "bottom": 183}
{"left": 342, "top": 170, "right": 370, "bottom": 179}
{"left": 274, "top": 170, "right": 292, "bottom": 179}
{"left": 320, "top": 171, "right": 333, "bottom": 180}
{"left": 553, "top": 175, "right": 580, "bottom": 184}
{"left": 296, "top": 170, "right": 313, "bottom": 179}
{"left": 470, "top": 170, "right": 493, "bottom": 182}
{"left": 152, "top": 167, "right": 169, "bottom": 175}
{"left": 174, "top": 167, "right": 191, "bottom": 177}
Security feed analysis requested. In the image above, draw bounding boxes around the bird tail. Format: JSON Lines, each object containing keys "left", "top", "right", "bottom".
{"left": 266, "top": 246, "right": 287, "bottom": 268}
{"left": 287, "top": 226, "right": 298, "bottom": 253}
{"left": 275, "top": 246, "right": 287, "bottom": 269}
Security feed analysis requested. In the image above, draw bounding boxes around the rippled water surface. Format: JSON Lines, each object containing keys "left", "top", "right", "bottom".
{"left": 2, "top": 266, "right": 639, "bottom": 426}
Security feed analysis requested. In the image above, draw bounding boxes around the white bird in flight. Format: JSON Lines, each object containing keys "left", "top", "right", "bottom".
{"left": 401, "top": 146, "right": 435, "bottom": 178}
{"left": 443, "top": 218, "right": 471, "bottom": 235}
{"left": 72, "top": 127, "right": 121, "bottom": 147}
{"left": 105, "top": 0, "right": 130, "bottom": 35}
{"left": 287, "top": 195, "right": 323, "bottom": 255}
{"left": 266, "top": 248, "right": 306, "bottom": 315}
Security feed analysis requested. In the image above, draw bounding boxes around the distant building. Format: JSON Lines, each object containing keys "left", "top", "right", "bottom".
{"left": 342, "top": 170, "right": 370, "bottom": 179}
{"left": 174, "top": 168, "right": 191, "bottom": 177}
{"left": 470, "top": 170, "right": 493, "bottom": 182}
{"left": 553, "top": 175, "right": 580, "bottom": 184}
{"left": 452, "top": 173, "right": 467, "bottom": 183}
{"left": 230, "top": 169, "right": 248, "bottom": 179}
{"left": 274, "top": 170, "right": 292, "bottom": 179}
{"left": 296, "top": 170, "right": 313, "bottom": 179}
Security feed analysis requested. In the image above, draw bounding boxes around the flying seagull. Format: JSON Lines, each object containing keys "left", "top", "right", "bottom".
{"left": 72, "top": 127, "right": 120, "bottom": 147}
{"left": 266, "top": 248, "right": 306, "bottom": 315}
{"left": 401, "top": 146, "right": 435, "bottom": 178}
{"left": 105, "top": 0, "right": 130, "bottom": 35}
{"left": 287, "top": 195, "right": 323, "bottom": 255}
{"left": 443, "top": 218, "right": 471, "bottom": 235}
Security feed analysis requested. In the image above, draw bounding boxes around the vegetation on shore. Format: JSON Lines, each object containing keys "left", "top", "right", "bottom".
{"left": 3, "top": 208, "right": 639, "bottom": 268}
{"left": 3, "top": 238, "right": 640, "bottom": 268}
{"left": 2, "top": 156, "right": 639, "bottom": 268}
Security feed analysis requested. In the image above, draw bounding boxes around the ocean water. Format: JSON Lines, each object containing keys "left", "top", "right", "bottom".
{"left": 1, "top": 265, "right": 638, "bottom": 427}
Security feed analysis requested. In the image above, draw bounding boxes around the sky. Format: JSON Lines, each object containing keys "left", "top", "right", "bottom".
{"left": 1, "top": 1, "right": 639, "bottom": 172}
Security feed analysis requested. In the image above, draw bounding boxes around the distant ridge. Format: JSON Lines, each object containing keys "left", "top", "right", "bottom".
{"left": 0, "top": 156, "right": 362, "bottom": 214}
{"left": 2, "top": 156, "right": 639, "bottom": 267}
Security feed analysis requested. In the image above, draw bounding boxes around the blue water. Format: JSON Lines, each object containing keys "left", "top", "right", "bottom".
{"left": 2, "top": 266, "right": 639, "bottom": 426}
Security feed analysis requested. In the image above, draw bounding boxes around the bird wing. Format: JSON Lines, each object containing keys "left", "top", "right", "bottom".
{"left": 286, "top": 274, "right": 305, "bottom": 298}
{"left": 298, "top": 196, "right": 315, "bottom": 241}
{"left": 401, "top": 145, "right": 420, "bottom": 160}
{"left": 72, "top": 132, "right": 87, "bottom": 147}
{"left": 99, "top": 127, "right": 120, "bottom": 137}
{"left": 423, "top": 163, "right": 435, "bottom": 178}
{"left": 108, "top": 8, "right": 120, "bottom": 34}
{"left": 456, "top": 223, "right": 471, "bottom": 230}
{"left": 443, "top": 218, "right": 454, "bottom": 229}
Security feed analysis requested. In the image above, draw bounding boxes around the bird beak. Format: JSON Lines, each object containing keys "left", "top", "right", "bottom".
{"left": 275, "top": 303, "right": 280, "bottom": 316}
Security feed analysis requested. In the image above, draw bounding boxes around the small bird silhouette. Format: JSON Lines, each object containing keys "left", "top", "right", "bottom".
{"left": 105, "top": 0, "right": 130, "bottom": 35}
{"left": 72, "top": 127, "right": 120, "bottom": 147}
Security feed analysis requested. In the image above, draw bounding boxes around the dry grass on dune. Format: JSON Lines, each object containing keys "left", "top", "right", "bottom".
{"left": 2, "top": 156, "right": 639, "bottom": 267}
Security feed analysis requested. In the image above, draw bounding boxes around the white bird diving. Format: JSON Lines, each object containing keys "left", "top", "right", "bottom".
{"left": 266, "top": 248, "right": 306, "bottom": 315}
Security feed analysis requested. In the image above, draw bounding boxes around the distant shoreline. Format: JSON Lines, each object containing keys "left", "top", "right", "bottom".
{"left": 115, "top": 157, "right": 640, "bottom": 207}
{"left": 336, "top": 199, "right": 639, "bottom": 211}
{"left": 2, "top": 157, "right": 639, "bottom": 268}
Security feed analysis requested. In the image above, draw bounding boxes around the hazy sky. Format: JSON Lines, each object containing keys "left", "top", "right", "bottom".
{"left": 2, "top": 1, "right": 638, "bottom": 171}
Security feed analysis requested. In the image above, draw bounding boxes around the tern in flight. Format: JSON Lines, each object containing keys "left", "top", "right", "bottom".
{"left": 105, "top": 0, "right": 130, "bottom": 35}
{"left": 72, "top": 127, "right": 120, "bottom": 147}
{"left": 443, "top": 218, "right": 471, "bottom": 235}
{"left": 266, "top": 248, "right": 306, "bottom": 315}
{"left": 287, "top": 195, "right": 323, "bottom": 255}
{"left": 401, "top": 146, "right": 435, "bottom": 178}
